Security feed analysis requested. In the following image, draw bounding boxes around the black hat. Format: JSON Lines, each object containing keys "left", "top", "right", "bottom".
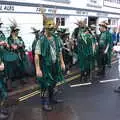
{"left": 10, "top": 26, "right": 20, "bottom": 33}
{"left": 0, "top": 19, "right": 3, "bottom": 25}
{"left": 31, "top": 27, "right": 40, "bottom": 34}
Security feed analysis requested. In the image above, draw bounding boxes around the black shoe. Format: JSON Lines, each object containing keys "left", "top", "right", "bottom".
{"left": 114, "top": 87, "right": 120, "bottom": 93}
{"left": 107, "top": 64, "right": 112, "bottom": 68}
{"left": 20, "top": 80, "right": 27, "bottom": 85}
{"left": 0, "top": 109, "right": 8, "bottom": 115}
{"left": 50, "top": 99, "right": 64, "bottom": 104}
{"left": 42, "top": 104, "right": 53, "bottom": 112}
{"left": 91, "top": 79, "right": 100, "bottom": 84}
{"left": 0, "top": 112, "right": 8, "bottom": 120}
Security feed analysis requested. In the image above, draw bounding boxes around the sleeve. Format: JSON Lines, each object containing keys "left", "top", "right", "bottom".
{"left": 109, "top": 33, "right": 113, "bottom": 48}
{"left": 7, "top": 37, "right": 12, "bottom": 45}
{"left": 18, "top": 37, "right": 25, "bottom": 49}
{"left": 58, "top": 36, "right": 64, "bottom": 54}
{"left": 35, "top": 40, "right": 41, "bottom": 55}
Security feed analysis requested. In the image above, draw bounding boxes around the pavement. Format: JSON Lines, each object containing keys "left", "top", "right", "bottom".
{"left": 6, "top": 56, "right": 120, "bottom": 120}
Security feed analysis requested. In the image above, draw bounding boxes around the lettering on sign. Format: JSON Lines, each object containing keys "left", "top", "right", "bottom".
{"left": 36, "top": 7, "right": 46, "bottom": 13}
{"left": 76, "top": 11, "right": 88, "bottom": 15}
{"left": 0, "top": 5, "right": 14, "bottom": 11}
{"left": 86, "top": 0, "right": 102, "bottom": 8}
{"left": 48, "top": 8, "right": 55, "bottom": 13}
{"left": 97, "top": 12, "right": 108, "bottom": 17}
{"left": 43, "top": 0, "right": 70, "bottom": 3}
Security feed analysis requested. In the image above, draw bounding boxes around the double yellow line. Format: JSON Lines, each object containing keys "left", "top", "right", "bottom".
{"left": 18, "top": 74, "right": 80, "bottom": 102}
{"left": 18, "top": 59, "right": 118, "bottom": 102}
{"left": 19, "top": 90, "right": 40, "bottom": 101}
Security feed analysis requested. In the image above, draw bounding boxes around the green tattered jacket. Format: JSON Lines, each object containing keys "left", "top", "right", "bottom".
{"left": 77, "top": 29, "right": 94, "bottom": 71}
{"left": 98, "top": 30, "right": 113, "bottom": 64}
{"left": 6, "top": 36, "right": 25, "bottom": 62}
{"left": 36, "top": 34, "right": 64, "bottom": 89}
{"left": 0, "top": 31, "right": 7, "bottom": 99}
{"left": 99, "top": 30, "right": 112, "bottom": 51}
{"left": 0, "top": 31, "right": 6, "bottom": 59}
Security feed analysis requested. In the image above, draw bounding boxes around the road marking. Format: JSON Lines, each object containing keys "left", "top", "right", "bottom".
{"left": 18, "top": 59, "right": 118, "bottom": 102}
{"left": 57, "top": 74, "right": 80, "bottom": 86}
{"left": 100, "top": 78, "right": 120, "bottom": 83}
{"left": 65, "top": 71, "right": 78, "bottom": 77}
{"left": 70, "top": 82, "right": 92, "bottom": 88}
{"left": 19, "top": 91, "right": 40, "bottom": 101}
{"left": 70, "top": 78, "right": 120, "bottom": 88}
{"left": 19, "top": 90, "right": 40, "bottom": 100}
{"left": 19, "top": 74, "right": 81, "bottom": 102}
{"left": 111, "top": 60, "right": 118, "bottom": 64}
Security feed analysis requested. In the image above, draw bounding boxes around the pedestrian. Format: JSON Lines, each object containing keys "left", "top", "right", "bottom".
{"left": 57, "top": 28, "right": 72, "bottom": 74}
{"left": 34, "top": 19, "right": 65, "bottom": 111}
{"left": 72, "top": 20, "right": 87, "bottom": 81}
{"left": 31, "top": 27, "right": 40, "bottom": 60}
{"left": 5, "top": 20, "right": 26, "bottom": 91}
{"left": 113, "top": 43, "right": 120, "bottom": 92}
{"left": 112, "top": 28, "right": 117, "bottom": 46}
{"left": 0, "top": 19, "right": 8, "bottom": 119}
{"left": 117, "top": 28, "right": 120, "bottom": 43}
{"left": 97, "top": 21, "right": 112, "bottom": 76}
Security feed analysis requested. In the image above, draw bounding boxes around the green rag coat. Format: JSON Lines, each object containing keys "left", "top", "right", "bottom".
{"left": 77, "top": 29, "right": 94, "bottom": 72}
{"left": 0, "top": 31, "right": 7, "bottom": 100}
{"left": 35, "top": 34, "right": 64, "bottom": 89}
{"left": 97, "top": 31, "right": 112, "bottom": 66}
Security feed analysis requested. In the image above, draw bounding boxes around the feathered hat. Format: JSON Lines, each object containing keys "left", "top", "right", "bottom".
{"left": 99, "top": 20, "right": 109, "bottom": 28}
{"left": 9, "top": 19, "right": 20, "bottom": 32}
{"left": 90, "top": 24, "right": 96, "bottom": 28}
{"left": 75, "top": 20, "right": 85, "bottom": 26}
{"left": 0, "top": 19, "right": 3, "bottom": 25}
{"left": 31, "top": 27, "right": 40, "bottom": 34}
{"left": 75, "top": 19, "right": 87, "bottom": 26}
{"left": 43, "top": 17, "right": 55, "bottom": 29}
{"left": 40, "top": 6, "right": 56, "bottom": 29}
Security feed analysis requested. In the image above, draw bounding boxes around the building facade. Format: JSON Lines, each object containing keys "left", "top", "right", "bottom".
{"left": 0, "top": 0, "right": 120, "bottom": 48}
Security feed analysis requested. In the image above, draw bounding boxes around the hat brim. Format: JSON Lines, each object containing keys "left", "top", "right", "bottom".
{"left": 64, "top": 33, "right": 70, "bottom": 35}
{"left": 74, "top": 23, "right": 81, "bottom": 26}
{"left": 15, "top": 28, "right": 20, "bottom": 31}
{"left": 90, "top": 25, "right": 96, "bottom": 28}
{"left": 31, "top": 30, "right": 40, "bottom": 34}
{"left": 11, "top": 29, "right": 20, "bottom": 32}
{"left": 99, "top": 23, "right": 107, "bottom": 28}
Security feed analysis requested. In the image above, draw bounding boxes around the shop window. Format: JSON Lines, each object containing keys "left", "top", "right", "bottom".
{"left": 56, "top": 18, "right": 60, "bottom": 24}
{"left": 56, "top": 17, "right": 65, "bottom": 26}
{"left": 105, "top": 0, "right": 120, "bottom": 3}
{"left": 61, "top": 18, "right": 65, "bottom": 26}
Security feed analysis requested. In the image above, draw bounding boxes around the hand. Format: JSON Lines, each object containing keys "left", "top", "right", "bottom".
{"left": 6, "top": 43, "right": 10, "bottom": 48}
{"left": 104, "top": 50, "right": 107, "bottom": 54}
{"left": 0, "top": 63, "right": 4, "bottom": 71}
{"left": 3, "top": 42, "right": 8, "bottom": 47}
{"left": 61, "top": 62, "right": 65, "bottom": 71}
{"left": 36, "top": 69, "right": 43, "bottom": 77}
{"left": 11, "top": 45, "right": 18, "bottom": 50}
{"left": 19, "top": 45, "right": 23, "bottom": 47}
{"left": 0, "top": 41, "right": 5, "bottom": 46}
{"left": 96, "top": 42, "right": 98, "bottom": 46}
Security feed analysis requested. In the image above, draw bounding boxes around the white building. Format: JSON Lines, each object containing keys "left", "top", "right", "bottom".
{"left": 0, "top": 0, "right": 120, "bottom": 49}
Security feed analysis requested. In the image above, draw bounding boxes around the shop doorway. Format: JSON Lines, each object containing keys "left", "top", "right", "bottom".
{"left": 88, "top": 17, "right": 98, "bottom": 27}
